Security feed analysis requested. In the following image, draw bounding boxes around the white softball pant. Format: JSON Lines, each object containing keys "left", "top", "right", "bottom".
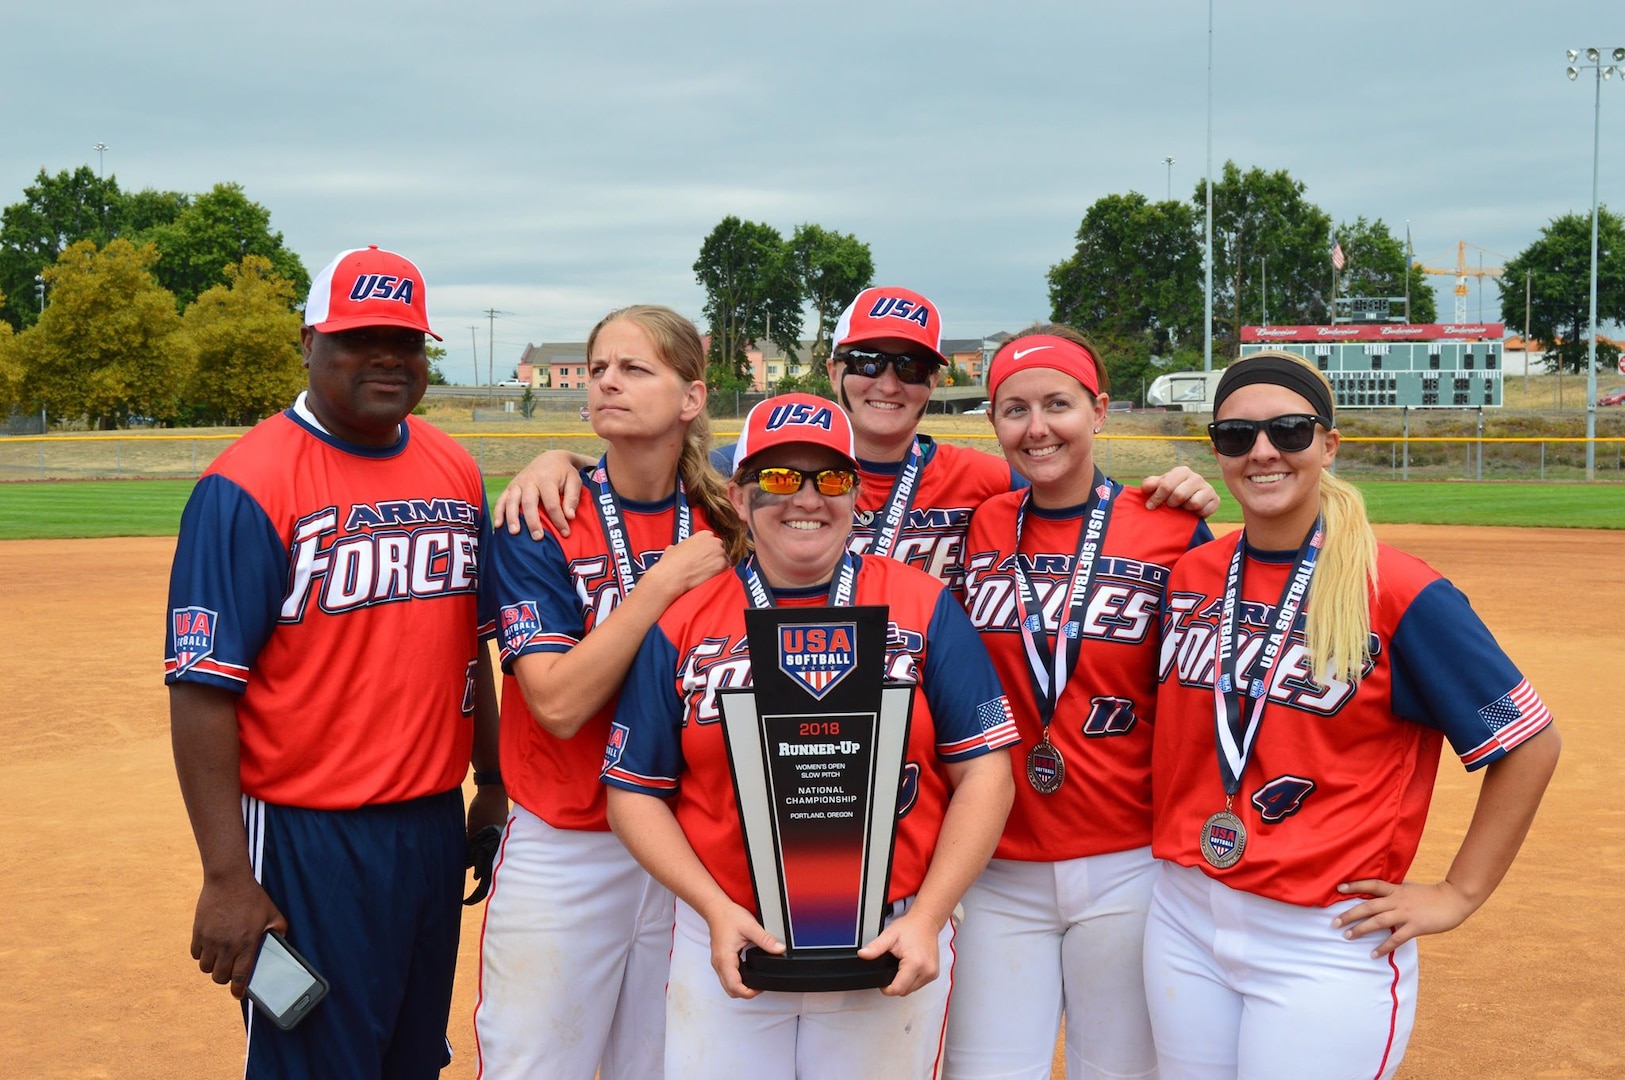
{"left": 1143, "top": 861, "right": 1417, "bottom": 1080}
{"left": 944, "top": 847, "right": 1159, "bottom": 1080}
{"left": 474, "top": 805, "right": 674, "bottom": 1080}
{"left": 664, "top": 896, "right": 955, "bottom": 1079}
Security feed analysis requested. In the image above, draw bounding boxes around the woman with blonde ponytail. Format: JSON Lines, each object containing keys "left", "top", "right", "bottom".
{"left": 1145, "top": 350, "right": 1560, "bottom": 1079}
{"left": 475, "top": 304, "right": 742, "bottom": 1078}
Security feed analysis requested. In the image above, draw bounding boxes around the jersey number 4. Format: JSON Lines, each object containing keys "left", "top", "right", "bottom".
{"left": 1081, "top": 696, "right": 1138, "bottom": 738}
{"left": 1250, "top": 775, "right": 1317, "bottom": 822}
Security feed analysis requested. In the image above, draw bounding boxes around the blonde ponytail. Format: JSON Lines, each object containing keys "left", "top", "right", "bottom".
{"left": 1303, "top": 467, "right": 1378, "bottom": 684}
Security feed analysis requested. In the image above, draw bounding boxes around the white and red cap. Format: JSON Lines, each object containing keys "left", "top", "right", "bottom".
{"left": 732, "top": 393, "right": 858, "bottom": 475}
{"left": 304, "top": 245, "right": 442, "bottom": 340}
{"left": 830, "top": 286, "right": 945, "bottom": 363}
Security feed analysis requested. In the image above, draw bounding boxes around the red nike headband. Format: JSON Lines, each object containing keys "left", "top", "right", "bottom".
{"left": 988, "top": 335, "right": 1101, "bottom": 402}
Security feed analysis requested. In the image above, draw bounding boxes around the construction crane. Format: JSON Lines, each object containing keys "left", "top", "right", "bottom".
{"left": 1416, "top": 241, "right": 1504, "bottom": 324}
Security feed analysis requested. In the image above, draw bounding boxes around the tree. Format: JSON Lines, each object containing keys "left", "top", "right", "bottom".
{"left": 1332, "top": 217, "right": 1438, "bottom": 324}
{"left": 182, "top": 256, "right": 304, "bottom": 425}
{"left": 1207, "top": 162, "right": 1334, "bottom": 357}
{"left": 139, "top": 183, "right": 309, "bottom": 309}
{"left": 1499, "top": 208, "right": 1625, "bottom": 375}
{"left": 788, "top": 224, "right": 874, "bottom": 361}
{"left": 1049, "top": 192, "right": 1202, "bottom": 372}
{"left": 0, "top": 298, "right": 19, "bottom": 415}
{"left": 12, "top": 239, "right": 190, "bottom": 428}
{"left": 426, "top": 342, "right": 450, "bottom": 386}
{"left": 0, "top": 167, "right": 125, "bottom": 330}
{"left": 694, "top": 216, "right": 803, "bottom": 378}
{"left": 123, "top": 188, "right": 191, "bottom": 233}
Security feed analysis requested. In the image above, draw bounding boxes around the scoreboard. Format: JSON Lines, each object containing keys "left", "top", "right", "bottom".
{"left": 1239, "top": 324, "right": 1505, "bottom": 409}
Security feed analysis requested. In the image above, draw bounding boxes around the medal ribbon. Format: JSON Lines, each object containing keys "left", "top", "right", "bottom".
{"left": 742, "top": 551, "right": 858, "bottom": 610}
{"left": 860, "top": 438, "right": 923, "bottom": 558}
{"left": 1010, "top": 472, "right": 1120, "bottom": 733}
{"left": 589, "top": 456, "right": 690, "bottom": 598}
{"left": 1211, "top": 519, "right": 1324, "bottom": 795}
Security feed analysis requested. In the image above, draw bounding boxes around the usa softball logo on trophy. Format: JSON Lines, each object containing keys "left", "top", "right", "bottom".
{"left": 778, "top": 622, "right": 858, "bottom": 700}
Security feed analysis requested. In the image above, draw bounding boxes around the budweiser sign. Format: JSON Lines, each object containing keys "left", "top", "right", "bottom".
{"left": 1240, "top": 324, "right": 1505, "bottom": 343}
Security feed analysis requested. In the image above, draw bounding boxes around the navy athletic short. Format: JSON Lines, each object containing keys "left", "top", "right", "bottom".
{"left": 242, "top": 787, "right": 465, "bottom": 1079}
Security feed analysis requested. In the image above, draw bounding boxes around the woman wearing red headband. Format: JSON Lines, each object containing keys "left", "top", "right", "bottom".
{"left": 1144, "top": 349, "right": 1559, "bottom": 1078}
{"left": 947, "top": 326, "right": 1214, "bottom": 1080}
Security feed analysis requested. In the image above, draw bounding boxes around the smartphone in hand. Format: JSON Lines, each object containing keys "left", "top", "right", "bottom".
{"left": 247, "top": 929, "right": 329, "bottom": 1031}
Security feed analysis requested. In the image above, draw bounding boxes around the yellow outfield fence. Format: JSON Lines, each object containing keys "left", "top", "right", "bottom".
{"left": 4, "top": 430, "right": 1625, "bottom": 483}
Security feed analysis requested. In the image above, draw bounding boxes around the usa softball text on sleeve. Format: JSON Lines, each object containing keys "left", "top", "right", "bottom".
{"left": 604, "top": 554, "right": 1020, "bottom": 913}
{"left": 846, "top": 437, "right": 1015, "bottom": 590}
{"left": 164, "top": 410, "right": 488, "bottom": 809}
{"left": 487, "top": 479, "right": 712, "bottom": 830}
{"left": 962, "top": 487, "right": 1210, "bottom": 861}
{"left": 1152, "top": 538, "right": 1554, "bottom": 907}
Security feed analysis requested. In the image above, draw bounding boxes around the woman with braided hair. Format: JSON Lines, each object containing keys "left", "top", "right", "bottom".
{"left": 476, "top": 304, "right": 746, "bottom": 1079}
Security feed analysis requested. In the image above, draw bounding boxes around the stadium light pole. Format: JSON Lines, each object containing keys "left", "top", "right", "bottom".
{"left": 1163, "top": 156, "right": 1175, "bottom": 201}
{"left": 93, "top": 142, "right": 109, "bottom": 178}
{"left": 1202, "top": 0, "right": 1215, "bottom": 372}
{"left": 1566, "top": 46, "right": 1624, "bottom": 480}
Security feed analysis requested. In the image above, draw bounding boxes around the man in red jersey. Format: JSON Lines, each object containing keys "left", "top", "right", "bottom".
{"left": 166, "top": 247, "right": 506, "bottom": 1079}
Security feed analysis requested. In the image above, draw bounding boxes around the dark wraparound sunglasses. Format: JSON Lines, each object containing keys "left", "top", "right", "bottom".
{"left": 1207, "top": 413, "right": 1330, "bottom": 457}
{"left": 742, "top": 467, "right": 859, "bottom": 497}
{"left": 838, "top": 349, "right": 940, "bottom": 385}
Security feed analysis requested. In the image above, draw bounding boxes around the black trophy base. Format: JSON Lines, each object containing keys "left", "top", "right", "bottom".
{"left": 740, "top": 946, "right": 900, "bottom": 993}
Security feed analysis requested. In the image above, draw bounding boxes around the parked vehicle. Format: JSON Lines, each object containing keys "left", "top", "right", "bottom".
{"left": 1600, "top": 387, "right": 1625, "bottom": 407}
{"left": 1146, "top": 371, "right": 1224, "bottom": 412}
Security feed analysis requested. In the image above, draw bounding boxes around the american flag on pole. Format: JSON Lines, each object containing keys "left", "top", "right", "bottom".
{"left": 1461, "top": 678, "right": 1553, "bottom": 766}
{"left": 1331, "top": 241, "right": 1346, "bottom": 271}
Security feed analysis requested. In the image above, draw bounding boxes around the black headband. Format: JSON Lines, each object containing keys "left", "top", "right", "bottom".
{"left": 1212, "top": 354, "right": 1336, "bottom": 423}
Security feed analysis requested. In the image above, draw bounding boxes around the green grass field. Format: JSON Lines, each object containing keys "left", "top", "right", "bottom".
{"left": 1, "top": 476, "right": 1621, "bottom": 540}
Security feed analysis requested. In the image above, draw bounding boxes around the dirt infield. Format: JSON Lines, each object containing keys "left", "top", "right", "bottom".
{"left": 1, "top": 526, "right": 1619, "bottom": 1078}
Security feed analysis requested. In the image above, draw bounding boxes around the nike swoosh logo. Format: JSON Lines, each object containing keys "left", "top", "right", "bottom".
{"left": 1012, "top": 346, "right": 1053, "bottom": 360}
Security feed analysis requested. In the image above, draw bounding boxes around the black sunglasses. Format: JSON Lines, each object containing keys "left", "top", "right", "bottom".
{"left": 838, "top": 349, "right": 940, "bottom": 385}
{"left": 1207, "top": 413, "right": 1330, "bottom": 457}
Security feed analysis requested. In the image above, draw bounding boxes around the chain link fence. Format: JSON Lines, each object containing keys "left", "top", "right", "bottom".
{"left": 5, "top": 429, "right": 1623, "bottom": 483}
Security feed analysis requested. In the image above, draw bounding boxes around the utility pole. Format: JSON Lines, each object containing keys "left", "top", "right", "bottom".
{"left": 484, "top": 308, "right": 508, "bottom": 402}
{"left": 468, "top": 326, "right": 480, "bottom": 387}
{"left": 1202, "top": 0, "right": 1214, "bottom": 372}
{"left": 1524, "top": 271, "right": 1532, "bottom": 397}
{"left": 1404, "top": 221, "right": 1412, "bottom": 323}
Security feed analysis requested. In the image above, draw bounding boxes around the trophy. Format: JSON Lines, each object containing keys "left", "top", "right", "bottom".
{"left": 718, "top": 605, "right": 914, "bottom": 992}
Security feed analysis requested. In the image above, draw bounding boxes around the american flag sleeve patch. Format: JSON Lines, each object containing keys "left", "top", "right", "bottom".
{"left": 976, "top": 696, "right": 1021, "bottom": 749}
{"left": 1462, "top": 678, "right": 1552, "bottom": 766}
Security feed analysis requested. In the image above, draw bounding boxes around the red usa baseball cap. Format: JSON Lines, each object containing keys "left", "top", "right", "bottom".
{"left": 831, "top": 286, "right": 945, "bottom": 363}
{"left": 305, "top": 246, "right": 442, "bottom": 340}
{"left": 732, "top": 393, "right": 858, "bottom": 474}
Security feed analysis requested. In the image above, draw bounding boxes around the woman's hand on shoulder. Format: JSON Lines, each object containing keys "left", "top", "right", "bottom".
{"left": 492, "top": 450, "right": 589, "bottom": 538}
{"left": 646, "top": 531, "right": 730, "bottom": 599}
{"left": 1331, "top": 878, "right": 1477, "bottom": 958}
{"left": 1140, "top": 466, "right": 1220, "bottom": 518}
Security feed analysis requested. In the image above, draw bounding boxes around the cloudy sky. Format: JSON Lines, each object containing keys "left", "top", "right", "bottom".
{"left": 7, "top": 1, "right": 1621, "bottom": 381}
